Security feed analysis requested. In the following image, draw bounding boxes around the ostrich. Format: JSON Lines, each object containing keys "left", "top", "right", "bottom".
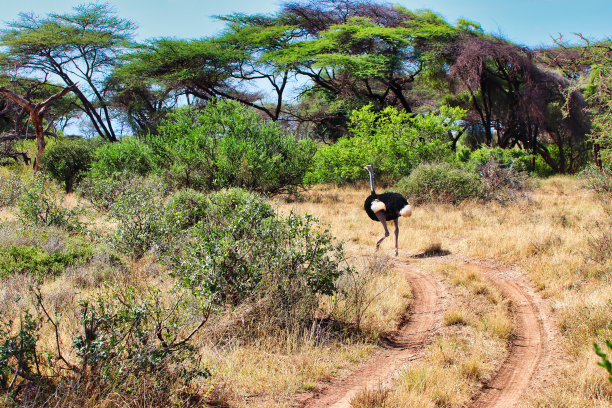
{"left": 363, "top": 164, "right": 412, "bottom": 256}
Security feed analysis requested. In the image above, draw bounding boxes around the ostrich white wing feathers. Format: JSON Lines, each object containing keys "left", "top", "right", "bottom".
{"left": 371, "top": 199, "right": 386, "bottom": 213}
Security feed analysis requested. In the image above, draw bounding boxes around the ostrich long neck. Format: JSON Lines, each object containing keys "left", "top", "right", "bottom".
{"left": 368, "top": 169, "right": 376, "bottom": 194}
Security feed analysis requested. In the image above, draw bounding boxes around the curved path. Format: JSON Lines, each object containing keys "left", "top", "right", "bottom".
{"left": 295, "top": 263, "right": 443, "bottom": 408}
{"left": 294, "top": 257, "right": 555, "bottom": 408}
{"left": 466, "top": 261, "right": 550, "bottom": 408}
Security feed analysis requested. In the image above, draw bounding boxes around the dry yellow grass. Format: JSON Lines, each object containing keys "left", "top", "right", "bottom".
{"left": 1, "top": 175, "right": 610, "bottom": 407}
{"left": 275, "top": 177, "right": 611, "bottom": 406}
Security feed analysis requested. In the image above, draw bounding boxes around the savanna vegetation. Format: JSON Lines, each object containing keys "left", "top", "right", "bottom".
{"left": 0, "top": 1, "right": 611, "bottom": 407}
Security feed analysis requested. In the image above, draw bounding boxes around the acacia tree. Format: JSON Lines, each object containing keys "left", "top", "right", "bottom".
{"left": 105, "top": 66, "right": 179, "bottom": 135}
{"left": 450, "top": 36, "right": 588, "bottom": 173}
{"left": 114, "top": 14, "right": 299, "bottom": 123}
{"left": 0, "top": 84, "right": 73, "bottom": 169}
{"left": 0, "top": 76, "right": 79, "bottom": 165}
{"left": 269, "top": 1, "right": 480, "bottom": 140}
{"left": 115, "top": 1, "right": 479, "bottom": 140}
{"left": 542, "top": 35, "right": 612, "bottom": 168}
{"left": 0, "top": 3, "right": 136, "bottom": 141}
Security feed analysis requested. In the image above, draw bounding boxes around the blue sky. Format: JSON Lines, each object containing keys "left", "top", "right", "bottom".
{"left": 2, "top": 0, "right": 611, "bottom": 47}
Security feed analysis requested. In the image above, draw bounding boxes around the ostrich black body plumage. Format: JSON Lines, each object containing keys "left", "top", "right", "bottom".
{"left": 364, "top": 192, "right": 409, "bottom": 222}
{"left": 364, "top": 165, "right": 411, "bottom": 256}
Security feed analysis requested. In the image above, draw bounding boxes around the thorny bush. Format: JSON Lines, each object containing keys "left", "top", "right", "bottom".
{"left": 168, "top": 188, "right": 351, "bottom": 331}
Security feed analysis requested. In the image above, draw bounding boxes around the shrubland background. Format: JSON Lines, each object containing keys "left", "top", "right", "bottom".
{"left": 0, "top": 1, "right": 611, "bottom": 407}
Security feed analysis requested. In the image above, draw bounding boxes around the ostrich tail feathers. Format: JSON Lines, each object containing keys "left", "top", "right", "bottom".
{"left": 400, "top": 204, "right": 412, "bottom": 217}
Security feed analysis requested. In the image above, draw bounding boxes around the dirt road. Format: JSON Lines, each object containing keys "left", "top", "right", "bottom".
{"left": 296, "top": 263, "right": 443, "bottom": 408}
{"left": 294, "top": 256, "right": 556, "bottom": 408}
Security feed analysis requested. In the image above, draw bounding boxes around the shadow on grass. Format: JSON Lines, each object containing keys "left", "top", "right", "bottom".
{"left": 409, "top": 243, "right": 450, "bottom": 258}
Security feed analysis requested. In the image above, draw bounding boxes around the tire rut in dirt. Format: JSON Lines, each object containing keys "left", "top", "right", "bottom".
{"left": 295, "top": 262, "right": 442, "bottom": 408}
{"left": 468, "top": 263, "right": 547, "bottom": 408}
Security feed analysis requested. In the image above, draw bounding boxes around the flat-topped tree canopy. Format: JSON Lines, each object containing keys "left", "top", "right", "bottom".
{"left": 0, "top": 3, "right": 137, "bottom": 141}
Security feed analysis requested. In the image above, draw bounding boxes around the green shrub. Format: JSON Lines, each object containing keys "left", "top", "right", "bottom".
{"left": 40, "top": 137, "right": 100, "bottom": 192}
{"left": 306, "top": 105, "right": 464, "bottom": 184}
{"left": 17, "top": 175, "right": 84, "bottom": 232}
{"left": 0, "top": 172, "right": 26, "bottom": 208}
{"left": 395, "top": 162, "right": 483, "bottom": 204}
{"left": 0, "top": 241, "right": 92, "bottom": 280}
{"left": 89, "top": 136, "right": 155, "bottom": 180}
{"left": 148, "top": 100, "right": 316, "bottom": 194}
{"left": 78, "top": 176, "right": 131, "bottom": 211}
{"left": 107, "top": 178, "right": 166, "bottom": 258}
{"left": 0, "top": 287, "right": 208, "bottom": 405}
{"left": 0, "top": 310, "right": 40, "bottom": 390}
{"left": 579, "top": 164, "right": 612, "bottom": 194}
{"left": 164, "top": 188, "right": 210, "bottom": 231}
{"left": 168, "top": 188, "right": 348, "bottom": 330}
{"left": 462, "top": 146, "right": 533, "bottom": 173}
{"left": 72, "top": 287, "right": 209, "bottom": 383}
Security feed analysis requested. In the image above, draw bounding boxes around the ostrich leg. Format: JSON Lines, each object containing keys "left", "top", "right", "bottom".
{"left": 375, "top": 211, "right": 389, "bottom": 250}
{"left": 394, "top": 218, "right": 399, "bottom": 256}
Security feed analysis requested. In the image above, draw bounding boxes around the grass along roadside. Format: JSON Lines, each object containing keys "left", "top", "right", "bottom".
{"left": 276, "top": 175, "right": 611, "bottom": 406}
{"left": 349, "top": 260, "right": 511, "bottom": 408}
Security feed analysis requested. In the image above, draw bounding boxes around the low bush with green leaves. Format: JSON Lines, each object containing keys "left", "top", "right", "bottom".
{"left": 0, "top": 310, "right": 40, "bottom": 390}
{"left": 163, "top": 188, "right": 210, "bottom": 231}
{"left": 17, "top": 175, "right": 84, "bottom": 232}
{"left": 106, "top": 178, "right": 166, "bottom": 258}
{"left": 306, "top": 105, "right": 464, "bottom": 184}
{"left": 579, "top": 164, "right": 612, "bottom": 194}
{"left": 168, "top": 188, "right": 349, "bottom": 332}
{"left": 395, "top": 162, "right": 483, "bottom": 204}
{"left": 0, "top": 172, "right": 26, "bottom": 208}
{"left": 458, "top": 146, "right": 533, "bottom": 173}
{"left": 148, "top": 100, "right": 317, "bottom": 194}
{"left": 40, "top": 137, "right": 101, "bottom": 192}
{"left": 0, "top": 286, "right": 209, "bottom": 406}
{"left": 89, "top": 136, "right": 155, "bottom": 180}
{"left": 0, "top": 242, "right": 92, "bottom": 280}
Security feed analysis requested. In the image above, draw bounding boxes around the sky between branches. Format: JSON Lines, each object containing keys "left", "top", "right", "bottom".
{"left": 2, "top": 0, "right": 611, "bottom": 48}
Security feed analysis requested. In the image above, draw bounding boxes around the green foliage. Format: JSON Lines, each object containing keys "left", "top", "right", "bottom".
{"left": 17, "top": 175, "right": 84, "bottom": 232}
{"left": 106, "top": 178, "right": 166, "bottom": 258}
{"left": 148, "top": 100, "right": 316, "bottom": 194}
{"left": 459, "top": 146, "right": 532, "bottom": 173}
{"left": 89, "top": 137, "right": 155, "bottom": 180}
{"left": 0, "top": 3, "right": 136, "bottom": 141}
{"left": 78, "top": 176, "right": 129, "bottom": 211}
{"left": 40, "top": 137, "right": 101, "bottom": 192}
{"left": 163, "top": 188, "right": 210, "bottom": 231}
{"left": 0, "top": 241, "right": 92, "bottom": 280}
{"left": 579, "top": 164, "right": 612, "bottom": 194}
{"left": 0, "top": 172, "right": 26, "bottom": 208}
{"left": 0, "top": 311, "right": 40, "bottom": 390}
{"left": 395, "top": 162, "right": 482, "bottom": 204}
{"left": 72, "top": 287, "right": 209, "bottom": 384}
{"left": 0, "top": 286, "right": 208, "bottom": 404}
{"left": 307, "top": 105, "right": 464, "bottom": 184}
{"left": 594, "top": 336, "right": 612, "bottom": 384}
{"left": 168, "top": 188, "right": 348, "bottom": 329}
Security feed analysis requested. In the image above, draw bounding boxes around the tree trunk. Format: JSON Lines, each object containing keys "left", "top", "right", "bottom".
{"left": 0, "top": 86, "right": 74, "bottom": 170}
